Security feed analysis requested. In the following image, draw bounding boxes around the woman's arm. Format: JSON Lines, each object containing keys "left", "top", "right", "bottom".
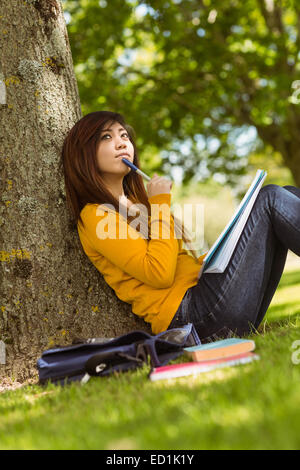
{"left": 78, "top": 193, "right": 179, "bottom": 289}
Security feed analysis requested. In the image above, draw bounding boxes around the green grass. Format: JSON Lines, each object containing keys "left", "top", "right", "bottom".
{"left": 1, "top": 268, "right": 300, "bottom": 450}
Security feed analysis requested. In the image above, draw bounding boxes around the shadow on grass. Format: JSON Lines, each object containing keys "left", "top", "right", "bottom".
{"left": 277, "top": 270, "right": 300, "bottom": 289}
{"left": 267, "top": 302, "right": 300, "bottom": 319}
{"left": 1, "top": 351, "right": 300, "bottom": 450}
{"left": 264, "top": 268, "right": 300, "bottom": 330}
{"left": 258, "top": 311, "right": 300, "bottom": 335}
{"left": 0, "top": 362, "right": 274, "bottom": 449}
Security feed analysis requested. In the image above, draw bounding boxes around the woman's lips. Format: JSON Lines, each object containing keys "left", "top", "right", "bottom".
{"left": 115, "top": 153, "right": 130, "bottom": 159}
{"left": 116, "top": 155, "right": 132, "bottom": 162}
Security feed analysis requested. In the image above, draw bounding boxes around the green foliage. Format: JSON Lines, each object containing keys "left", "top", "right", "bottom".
{"left": 62, "top": 0, "right": 300, "bottom": 185}
{"left": 1, "top": 264, "right": 300, "bottom": 449}
{"left": 248, "top": 145, "right": 295, "bottom": 186}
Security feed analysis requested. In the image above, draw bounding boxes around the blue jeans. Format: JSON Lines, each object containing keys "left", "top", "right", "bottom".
{"left": 168, "top": 184, "right": 300, "bottom": 342}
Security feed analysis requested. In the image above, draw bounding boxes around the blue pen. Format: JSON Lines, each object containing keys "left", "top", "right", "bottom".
{"left": 122, "top": 158, "right": 151, "bottom": 182}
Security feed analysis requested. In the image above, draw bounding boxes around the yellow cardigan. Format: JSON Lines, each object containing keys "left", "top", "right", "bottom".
{"left": 77, "top": 193, "right": 206, "bottom": 334}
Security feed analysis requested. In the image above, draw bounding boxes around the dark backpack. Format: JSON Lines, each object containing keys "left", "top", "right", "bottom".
{"left": 37, "top": 323, "right": 201, "bottom": 386}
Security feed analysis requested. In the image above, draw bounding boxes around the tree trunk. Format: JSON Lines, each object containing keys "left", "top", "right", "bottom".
{"left": 284, "top": 151, "right": 300, "bottom": 188}
{"left": 256, "top": 119, "right": 300, "bottom": 188}
{"left": 0, "top": 0, "right": 149, "bottom": 383}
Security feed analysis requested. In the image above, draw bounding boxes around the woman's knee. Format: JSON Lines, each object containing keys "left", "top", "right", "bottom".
{"left": 258, "top": 184, "right": 294, "bottom": 205}
{"left": 260, "top": 183, "right": 280, "bottom": 196}
{"left": 283, "top": 185, "right": 300, "bottom": 198}
{"left": 256, "top": 184, "right": 282, "bottom": 208}
{"left": 260, "top": 184, "right": 298, "bottom": 196}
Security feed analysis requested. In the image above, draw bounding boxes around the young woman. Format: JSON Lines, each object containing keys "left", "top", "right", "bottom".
{"left": 61, "top": 110, "right": 300, "bottom": 343}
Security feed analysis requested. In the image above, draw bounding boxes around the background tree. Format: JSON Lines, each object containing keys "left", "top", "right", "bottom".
{"left": 0, "top": 0, "right": 149, "bottom": 382}
{"left": 63, "top": 0, "right": 300, "bottom": 186}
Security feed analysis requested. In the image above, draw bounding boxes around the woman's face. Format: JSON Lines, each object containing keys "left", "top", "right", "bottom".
{"left": 96, "top": 121, "right": 134, "bottom": 178}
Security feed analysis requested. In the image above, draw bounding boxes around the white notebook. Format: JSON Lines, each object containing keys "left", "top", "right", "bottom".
{"left": 198, "top": 169, "right": 267, "bottom": 276}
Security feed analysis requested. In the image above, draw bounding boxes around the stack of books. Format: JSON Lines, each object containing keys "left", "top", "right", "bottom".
{"left": 149, "top": 338, "right": 260, "bottom": 382}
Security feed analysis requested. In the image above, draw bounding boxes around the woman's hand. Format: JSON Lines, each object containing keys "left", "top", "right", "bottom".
{"left": 147, "top": 173, "right": 173, "bottom": 198}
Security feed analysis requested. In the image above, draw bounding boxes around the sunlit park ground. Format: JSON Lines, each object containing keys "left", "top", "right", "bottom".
{"left": 0, "top": 249, "right": 299, "bottom": 450}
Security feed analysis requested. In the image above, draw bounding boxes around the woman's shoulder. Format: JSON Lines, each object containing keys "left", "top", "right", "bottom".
{"left": 79, "top": 197, "right": 143, "bottom": 231}
{"left": 79, "top": 202, "right": 129, "bottom": 227}
{"left": 80, "top": 202, "right": 115, "bottom": 214}
{"left": 78, "top": 203, "right": 112, "bottom": 240}
{"left": 81, "top": 197, "right": 135, "bottom": 213}
{"left": 79, "top": 203, "right": 98, "bottom": 219}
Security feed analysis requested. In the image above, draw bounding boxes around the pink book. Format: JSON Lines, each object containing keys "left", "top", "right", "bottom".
{"left": 149, "top": 352, "right": 260, "bottom": 382}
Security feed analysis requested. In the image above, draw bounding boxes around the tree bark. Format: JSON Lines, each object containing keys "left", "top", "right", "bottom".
{"left": 255, "top": 118, "right": 300, "bottom": 187}
{"left": 0, "top": 0, "right": 149, "bottom": 382}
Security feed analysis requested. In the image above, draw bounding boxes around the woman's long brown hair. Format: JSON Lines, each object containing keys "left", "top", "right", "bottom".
{"left": 60, "top": 111, "right": 198, "bottom": 260}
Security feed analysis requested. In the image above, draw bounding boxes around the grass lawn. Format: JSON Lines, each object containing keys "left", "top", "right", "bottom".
{"left": 1, "top": 267, "right": 300, "bottom": 450}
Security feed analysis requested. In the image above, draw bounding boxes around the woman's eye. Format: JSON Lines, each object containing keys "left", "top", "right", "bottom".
{"left": 102, "top": 132, "right": 129, "bottom": 140}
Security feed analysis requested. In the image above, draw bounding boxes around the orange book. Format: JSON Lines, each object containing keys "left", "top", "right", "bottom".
{"left": 184, "top": 338, "right": 255, "bottom": 362}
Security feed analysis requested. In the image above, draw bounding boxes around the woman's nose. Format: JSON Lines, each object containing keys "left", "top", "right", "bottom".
{"left": 115, "top": 138, "right": 126, "bottom": 148}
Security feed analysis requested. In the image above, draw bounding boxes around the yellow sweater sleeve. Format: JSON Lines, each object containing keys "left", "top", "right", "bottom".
{"left": 78, "top": 193, "right": 179, "bottom": 289}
